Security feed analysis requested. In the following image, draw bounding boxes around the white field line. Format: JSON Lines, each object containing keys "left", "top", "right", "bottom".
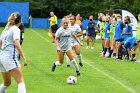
{"left": 31, "top": 29, "right": 137, "bottom": 93}
{"left": 31, "top": 29, "right": 50, "bottom": 43}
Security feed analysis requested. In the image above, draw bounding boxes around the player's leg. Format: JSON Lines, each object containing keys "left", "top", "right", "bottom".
{"left": 52, "top": 51, "right": 65, "bottom": 72}
{"left": 91, "top": 36, "right": 95, "bottom": 49}
{"left": 86, "top": 36, "right": 90, "bottom": 49}
{"left": 131, "top": 45, "right": 138, "bottom": 61}
{"left": 103, "top": 39, "right": 108, "bottom": 56}
{"left": 73, "top": 44, "right": 83, "bottom": 67}
{"left": 9, "top": 68, "right": 26, "bottom": 93}
{"left": 0, "top": 72, "right": 11, "bottom": 93}
{"left": 66, "top": 49, "right": 80, "bottom": 76}
{"left": 66, "top": 55, "right": 71, "bottom": 67}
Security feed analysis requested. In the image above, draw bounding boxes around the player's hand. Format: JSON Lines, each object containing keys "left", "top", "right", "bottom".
{"left": 22, "top": 57, "right": 28, "bottom": 67}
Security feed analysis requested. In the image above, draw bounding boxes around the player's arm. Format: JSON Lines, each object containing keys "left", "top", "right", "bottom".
{"left": 54, "top": 37, "right": 61, "bottom": 51}
{"left": 14, "top": 39, "right": 27, "bottom": 66}
{"left": 55, "top": 29, "right": 61, "bottom": 51}
{"left": 72, "top": 34, "right": 83, "bottom": 46}
{"left": 76, "top": 32, "right": 83, "bottom": 37}
{"left": 0, "top": 40, "right": 2, "bottom": 49}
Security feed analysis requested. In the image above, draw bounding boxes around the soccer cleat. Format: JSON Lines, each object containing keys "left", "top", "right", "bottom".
{"left": 76, "top": 71, "right": 80, "bottom": 76}
{"left": 52, "top": 63, "right": 56, "bottom": 72}
{"left": 67, "top": 65, "right": 70, "bottom": 67}
{"left": 79, "top": 63, "right": 83, "bottom": 67}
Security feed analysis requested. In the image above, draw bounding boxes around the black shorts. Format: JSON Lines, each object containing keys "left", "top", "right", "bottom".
{"left": 87, "top": 33, "right": 96, "bottom": 37}
{"left": 115, "top": 38, "right": 124, "bottom": 42}
{"left": 51, "top": 24, "right": 58, "bottom": 33}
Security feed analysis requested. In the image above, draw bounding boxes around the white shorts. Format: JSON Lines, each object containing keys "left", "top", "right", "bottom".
{"left": 0, "top": 55, "right": 20, "bottom": 72}
{"left": 61, "top": 46, "right": 72, "bottom": 53}
{"left": 71, "top": 40, "right": 79, "bottom": 47}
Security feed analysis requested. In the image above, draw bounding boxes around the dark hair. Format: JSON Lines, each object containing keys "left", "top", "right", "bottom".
{"left": 15, "top": 13, "right": 21, "bottom": 24}
{"left": 125, "top": 16, "right": 131, "bottom": 23}
{"left": 70, "top": 15, "right": 76, "bottom": 20}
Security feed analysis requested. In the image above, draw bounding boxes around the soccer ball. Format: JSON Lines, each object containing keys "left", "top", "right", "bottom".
{"left": 67, "top": 76, "right": 77, "bottom": 84}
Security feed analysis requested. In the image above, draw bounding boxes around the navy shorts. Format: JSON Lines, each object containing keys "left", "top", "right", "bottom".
{"left": 87, "top": 33, "right": 96, "bottom": 37}
{"left": 51, "top": 24, "right": 58, "bottom": 33}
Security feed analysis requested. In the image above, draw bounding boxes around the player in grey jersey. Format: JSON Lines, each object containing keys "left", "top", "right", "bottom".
{"left": 66, "top": 15, "right": 83, "bottom": 67}
{"left": 52, "top": 18, "right": 83, "bottom": 76}
{"left": 0, "top": 13, "right": 27, "bottom": 93}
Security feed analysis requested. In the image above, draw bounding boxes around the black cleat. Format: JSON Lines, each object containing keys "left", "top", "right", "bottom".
{"left": 79, "top": 63, "right": 83, "bottom": 67}
{"left": 52, "top": 63, "right": 56, "bottom": 72}
{"left": 76, "top": 71, "right": 80, "bottom": 76}
{"left": 67, "top": 65, "right": 70, "bottom": 67}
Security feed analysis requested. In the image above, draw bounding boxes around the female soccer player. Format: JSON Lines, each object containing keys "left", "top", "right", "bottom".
{"left": 0, "top": 13, "right": 27, "bottom": 93}
{"left": 52, "top": 18, "right": 83, "bottom": 76}
{"left": 66, "top": 15, "right": 83, "bottom": 67}
{"left": 108, "top": 17, "right": 117, "bottom": 58}
{"left": 86, "top": 15, "right": 97, "bottom": 49}
{"left": 115, "top": 14, "right": 124, "bottom": 60}
{"left": 103, "top": 16, "right": 111, "bottom": 57}
{"left": 124, "top": 37, "right": 139, "bottom": 61}
{"left": 122, "top": 16, "right": 133, "bottom": 41}
{"left": 136, "top": 14, "right": 140, "bottom": 49}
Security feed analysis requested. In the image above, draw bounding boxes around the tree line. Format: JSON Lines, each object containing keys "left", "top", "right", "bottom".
{"left": 1, "top": 0, "right": 140, "bottom": 19}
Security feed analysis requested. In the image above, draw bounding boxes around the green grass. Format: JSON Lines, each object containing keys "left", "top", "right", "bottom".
{"left": 0, "top": 28, "right": 140, "bottom": 93}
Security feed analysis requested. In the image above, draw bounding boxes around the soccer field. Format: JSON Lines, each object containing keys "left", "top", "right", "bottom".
{"left": 0, "top": 28, "right": 140, "bottom": 93}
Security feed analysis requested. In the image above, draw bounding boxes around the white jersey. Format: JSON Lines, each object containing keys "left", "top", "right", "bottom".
{"left": 55, "top": 26, "right": 73, "bottom": 52}
{"left": 0, "top": 25, "right": 20, "bottom": 72}
{"left": 69, "top": 24, "right": 81, "bottom": 46}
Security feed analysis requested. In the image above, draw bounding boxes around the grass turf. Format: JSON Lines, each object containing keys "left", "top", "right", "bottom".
{"left": 0, "top": 28, "right": 140, "bottom": 93}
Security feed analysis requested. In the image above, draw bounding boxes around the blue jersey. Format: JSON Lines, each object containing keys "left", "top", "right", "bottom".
{"left": 104, "top": 22, "right": 111, "bottom": 38}
{"left": 115, "top": 21, "right": 124, "bottom": 40}
{"left": 123, "top": 24, "right": 133, "bottom": 41}
{"left": 87, "top": 21, "right": 96, "bottom": 34}
{"left": 124, "top": 37, "right": 136, "bottom": 50}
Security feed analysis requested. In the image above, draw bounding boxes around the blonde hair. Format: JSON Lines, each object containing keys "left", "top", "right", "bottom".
{"left": 5, "top": 13, "right": 16, "bottom": 30}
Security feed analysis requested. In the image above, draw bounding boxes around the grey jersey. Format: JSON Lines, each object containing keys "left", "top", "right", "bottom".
{"left": 55, "top": 27, "right": 73, "bottom": 51}
{"left": 0, "top": 25, "right": 20, "bottom": 58}
{"left": 69, "top": 24, "right": 81, "bottom": 44}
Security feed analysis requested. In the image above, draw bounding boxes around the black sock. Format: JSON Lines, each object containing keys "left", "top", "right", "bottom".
{"left": 132, "top": 53, "right": 135, "bottom": 58}
{"left": 104, "top": 48, "right": 107, "bottom": 55}
{"left": 109, "top": 50, "right": 113, "bottom": 57}
{"left": 113, "top": 53, "right": 116, "bottom": 57}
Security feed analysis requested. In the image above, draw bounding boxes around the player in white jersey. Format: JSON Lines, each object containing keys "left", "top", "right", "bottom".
{"left": 52, "top": 18, "right": 83, "bottom": 76}
{"left": 0, "top": 13, "right": 27, "bottom": 93}
{"left": 66, "top": 15, "right": 83, "bottom": 67}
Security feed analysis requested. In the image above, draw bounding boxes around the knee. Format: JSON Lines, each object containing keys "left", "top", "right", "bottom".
{"left": 4, "top": 81, "right": 11, "bottom": 87}
{"left": 76, "top": 52, "right": 80, "bottom": 55}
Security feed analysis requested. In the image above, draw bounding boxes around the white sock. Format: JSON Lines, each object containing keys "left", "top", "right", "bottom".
{"left": 72, "top": 59, "right": 79, "bottom": 71}
{"left": 66, "top": 56, "right": 70, "bottom": 65}
{"left": 18, "top": 83, "right": 26, "bottom": 93}
{"left": 77, "top": 54, "right": 82, "bottom": 63}
{"left": 54, "top": 61, "right": 62, "bottom": 66}
{"left": 0, "top": 83, "right": 7, "bottom": 93}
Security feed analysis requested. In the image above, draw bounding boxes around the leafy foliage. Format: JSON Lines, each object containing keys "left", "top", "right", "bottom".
{"left": 1, "top": 0, "right": 140, "bottom": 19}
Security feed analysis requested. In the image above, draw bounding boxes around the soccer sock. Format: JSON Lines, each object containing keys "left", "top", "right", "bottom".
{"left": 132, "top": 53, "right": 136, "bottom": 58}
{"left": 54, "top": 61, "right": 62, "bottom": 66}
{"left": 0, "top": 83, "right": 7, "bottom": 93}
{"left": 104, "top": 48, "right": 107, "bottom": 55}
{"left": 72, "top": 59, "right": 79, "bottom": 71}
{"left": 77, "top": 54, "right": 82, "bottom": 63}
{"left": 18, "top": 83, "right": 26, "bottom": 93}
{"left": 66, "top": 56, "right": 70, "bottom": 65}
{"left": 102, "top": 45, "right": 104, "bottom": 52}
{"left": 109, "top": 49, "right": 113, "bottom": 57}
